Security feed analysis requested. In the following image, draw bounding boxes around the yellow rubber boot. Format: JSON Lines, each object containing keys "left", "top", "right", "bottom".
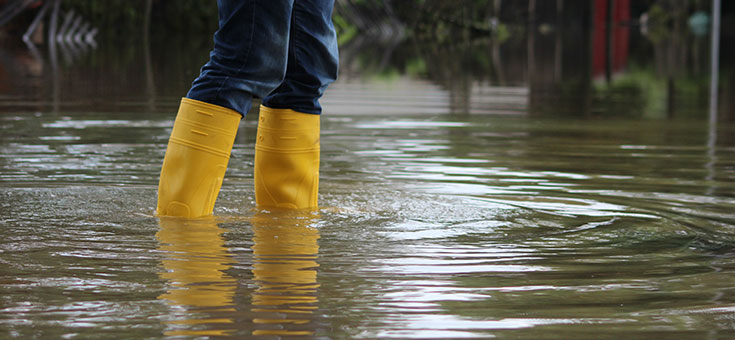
{"left": 254, "top": 105, "right": 320, "bottom": 210}
{"left": 157, "top": 98, "right": 241, "bottom": 218}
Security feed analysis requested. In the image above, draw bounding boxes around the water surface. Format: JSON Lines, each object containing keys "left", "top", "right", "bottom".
{"left": 2, "top": 30, "right": 735, "bottom": 339}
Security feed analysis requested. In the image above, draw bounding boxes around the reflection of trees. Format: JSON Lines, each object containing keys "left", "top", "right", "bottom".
{"left": 723, "top": 72, "right": 735, "bottom": 122}
{"left": 643, "top": 1, "right": 711, "bottom": 119}
{"left": 341, "top": 0, "right": 720, "bottom": 120}
{"left": 338, "top": 24, "right": 529, "bottom": 115}
{"left": 1, "top": 1, "right": 215, "bottom": 114}
{"left": 527, "top": 0, "right": 715, "bottom": 119}
{"left": 3, "top": 0, "right": 725, "bottom": 120}
{"left": 413, "top": 37, "right": 477, "bottom": 115}
{"left": 527, "top": 1, "right": 595, "bottom": 117}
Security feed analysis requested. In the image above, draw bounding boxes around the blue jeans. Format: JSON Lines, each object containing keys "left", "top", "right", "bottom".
{"left": 186, "top": 0, "right": 339, "bottom": 115}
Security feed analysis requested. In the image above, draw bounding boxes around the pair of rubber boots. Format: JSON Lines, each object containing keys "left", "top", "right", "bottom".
{"left": 156, "top": 98, "right": 320, "bottom": 218}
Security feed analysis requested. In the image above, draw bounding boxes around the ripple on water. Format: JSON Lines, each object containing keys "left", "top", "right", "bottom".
{"left": 2, "top": 110, "right": 735, "bottom": 338}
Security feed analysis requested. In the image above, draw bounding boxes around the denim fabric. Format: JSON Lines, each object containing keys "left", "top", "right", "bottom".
{"left": 186, "top": 0, "right": 339, "bottom": 115}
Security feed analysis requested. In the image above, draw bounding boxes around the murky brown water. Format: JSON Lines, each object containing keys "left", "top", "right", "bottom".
{"left": 2, "top": 26, "right": 735, "bottom": 339}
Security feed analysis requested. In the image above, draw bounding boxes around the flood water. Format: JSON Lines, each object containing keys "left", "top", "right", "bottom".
{"left": 2, "top": 25, "right": 735, "bottom": 339}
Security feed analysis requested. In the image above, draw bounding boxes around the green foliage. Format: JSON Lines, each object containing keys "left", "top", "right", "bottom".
{"left": 333, "top": 13, "right": 357, "bottom": 46}
{"left": 404, "top": 58, "right": 427, "bottom": 77}
{"left": 594, "top": 73, "right": 652, "bottom": 117}
{"left": 493, "top": 23, "right": 509, "bottom": 43}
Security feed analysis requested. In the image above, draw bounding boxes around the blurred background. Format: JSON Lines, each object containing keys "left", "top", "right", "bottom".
{"left": 0, "top": 0, "right": 732, "bottom": 119}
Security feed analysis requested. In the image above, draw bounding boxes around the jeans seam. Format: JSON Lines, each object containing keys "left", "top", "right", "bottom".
{"left": 292, "top": 2, "right": 303, "bottom": 76}
{"left": 290, "top": 3, "right": 312, "bottom": 113}
{"left": 213, "top": 0, "right": 256, "bottom": 102}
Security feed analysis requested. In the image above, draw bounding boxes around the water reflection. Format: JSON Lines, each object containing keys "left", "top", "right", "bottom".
{"left": 156, "top": 217, "right": 237, "bottom": 337}
{"left": 250, "top": 211, "right": 321, "bottom": 337}
{"left": 2, "top": 1, "right": 729, "bottom": 121}
{"left": 155, "top": 212, "right": 321, "bottom": 337}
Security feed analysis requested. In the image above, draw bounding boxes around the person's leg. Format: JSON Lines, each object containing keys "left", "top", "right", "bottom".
{"left": 188, "top": 0, "right": 295, "bottom": 115}
{"left": 254, "top": 0, "right": 338, "bottom": 210}
{"left": 261, "top": 0, "right": 339, "bottom": 114}
{"left": 158, "top": 0, "right": 294, "bottom": 218}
